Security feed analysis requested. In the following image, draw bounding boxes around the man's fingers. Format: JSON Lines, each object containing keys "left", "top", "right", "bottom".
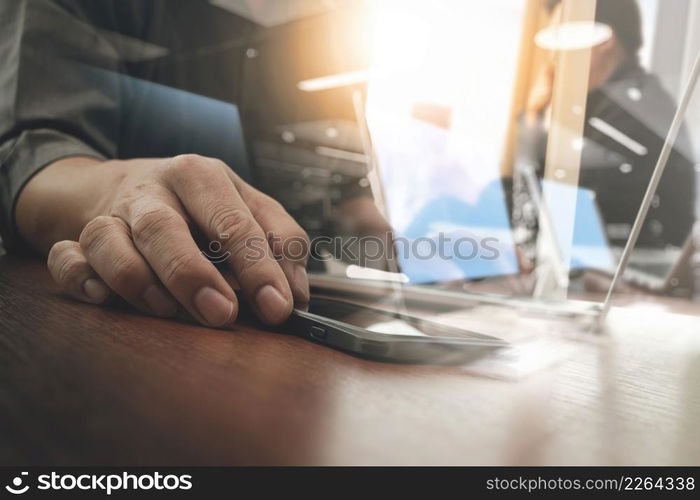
{"left": 165, "top": 155, "right": 294, "bottom": 325}
{"left": 125, "top": 200, "right": 239, "bottom": 327}
{"left": 47, "top": 240, "right": 111, "bottom": 304}
{"left": 225, "top": 168, "right": 310, "bottom": 303}
{"left": 79, "top": 216, "right": 178, "bottom": 318}
{"left": 246, "top": 194, "right": 310, "bottom": 304}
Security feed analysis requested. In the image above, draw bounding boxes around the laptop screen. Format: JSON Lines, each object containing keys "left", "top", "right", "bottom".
{"left": 364, "top": 0, "right": 524, "bottom": 284}
{"left": 359, "top": 0, "right": 697, "bottom": 298}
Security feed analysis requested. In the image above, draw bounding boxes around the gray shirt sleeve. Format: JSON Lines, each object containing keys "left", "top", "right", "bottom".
{"left": 0, "top": 0, "right": 123, "bottom": 252}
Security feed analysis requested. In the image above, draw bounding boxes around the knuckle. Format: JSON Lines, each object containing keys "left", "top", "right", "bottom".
{"left": 47, "top": 240, "right": 74, "bottom": 267}
{"left": 50, "top": 249, "right": 83, "bottom": 286}
{"left": 232, "top": 249, "right": 277, "bottom": 286}
{"left": 79, "top": 216, "right": 119, "bottom": 252}
{"left": 130, "top": 207, "right": 180, "bottom": 248}
{"left": 112, "top": 183, "right": 175, "bottom": 224}
{"left": 48, "top": 242, "right": 71, "bottom": 279}
{"left": 167, "top": 154, "right": 224, "bottom": 182}
{"left": 234, "top": 262, "right": 266, "bottom": 286}
{"left": 111, "top": 195, "right": 135, "bottom": 217}
{"left": 171, "top": 153, "right": 206, "bottom": 169}
{"left": 208, "top": 205, "right": 258, "bottom": 241}
{"left": 108, "top": 253, "right": 145, "bottom": 291}
{"left": 166, "top": 154, "right": 203, "bottom": 182}
{"left": 221, "top": 229, "right": 262, "bottom": 268}
{"left": 161, "top": 251, "right": 200, "bottom": 289}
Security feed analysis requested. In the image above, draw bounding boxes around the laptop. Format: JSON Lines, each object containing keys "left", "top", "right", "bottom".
{"left": 310, "top": 48, "right": 700, "bottom": 331}
{"left": 521, "top": 160, "right": 695, "bottom": 296}
{"left": 613, "top": 239, "right": 694, "bottom": 293}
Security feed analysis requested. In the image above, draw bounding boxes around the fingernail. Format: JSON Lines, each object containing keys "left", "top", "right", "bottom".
{"left": 256, "top": 285, "right": 291, "bottom": 324}
{"left": 83, "top": 278, "right": 110, "bottom": 304}
{"left": 142, "top": 284, "right": 178, "bottom": 317}
{"left": 293, "top": 265, "right": 310, "bottom": 303}
{"left": 194, "top": 287, "right": 234, "bottom": 326}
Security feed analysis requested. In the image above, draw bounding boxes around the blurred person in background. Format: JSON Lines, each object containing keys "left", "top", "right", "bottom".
{"left": 512, "top": 0, "right": 696, "bottom": 267}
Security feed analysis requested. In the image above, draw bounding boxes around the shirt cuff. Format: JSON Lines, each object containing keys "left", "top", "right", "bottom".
{"left": 0, "top": 128, "right": 106, "bottom": 253}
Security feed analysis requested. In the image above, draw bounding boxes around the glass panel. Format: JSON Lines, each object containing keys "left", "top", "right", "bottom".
{"left": 240, "top": 0, "right": 699, "bottom": 309}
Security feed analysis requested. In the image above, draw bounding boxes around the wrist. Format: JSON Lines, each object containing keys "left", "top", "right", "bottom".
{"left": 16, "top": 156, "right": 114, "bottom": 253}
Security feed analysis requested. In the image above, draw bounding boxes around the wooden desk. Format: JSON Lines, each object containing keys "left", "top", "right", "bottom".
{"left": 1, "top": 255, "right": 700, "bottom": 465}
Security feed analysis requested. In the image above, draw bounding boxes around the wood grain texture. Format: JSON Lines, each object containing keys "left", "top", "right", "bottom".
{"left": 1, "top": 255, "right": 699, "bottom": 465}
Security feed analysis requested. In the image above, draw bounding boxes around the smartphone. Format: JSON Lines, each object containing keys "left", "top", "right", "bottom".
{"left": 283, "top": 296, "right": 508, "bottom": 364}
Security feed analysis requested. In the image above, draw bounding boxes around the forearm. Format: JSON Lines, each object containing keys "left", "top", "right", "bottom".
{"left": 15, "top": 157, "right": 122, "bottom": 254}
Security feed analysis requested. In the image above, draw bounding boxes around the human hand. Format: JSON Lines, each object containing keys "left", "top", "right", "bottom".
{"left": 19, "top": 154, "right": 310, "bottom": 327}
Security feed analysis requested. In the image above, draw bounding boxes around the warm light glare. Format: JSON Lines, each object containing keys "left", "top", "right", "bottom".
{"left": 366, "top": 0, "right": 525, "bottom": 115}
{"left": 534, "top": 21, "right": 613, "bottom": 51}
{"left": 297, "top": 69, "right": 370, "bottom": 92}
{"left": 365, "top": 0, "right": 526, "bottom": 233}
